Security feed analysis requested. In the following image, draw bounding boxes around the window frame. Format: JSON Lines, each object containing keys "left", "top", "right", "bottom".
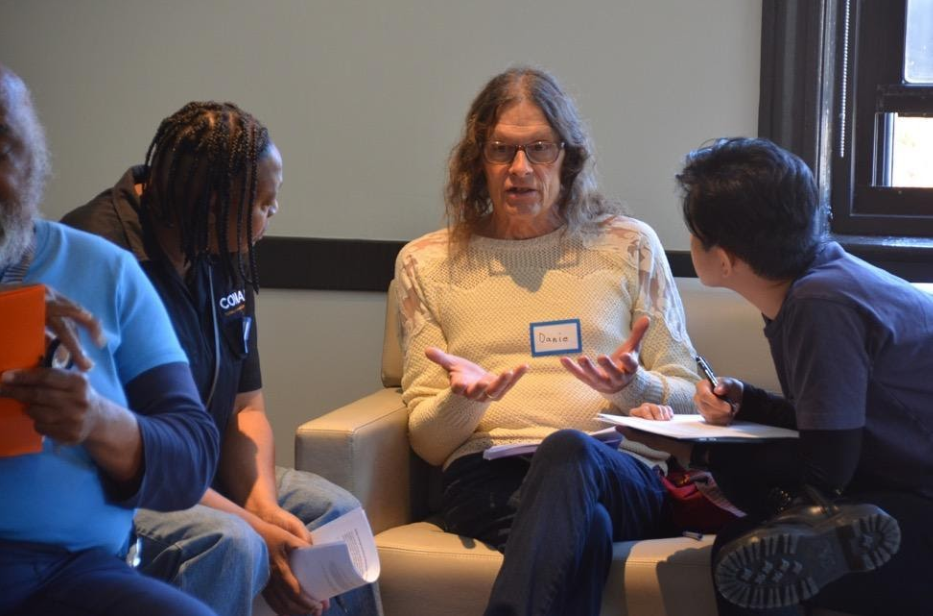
{"left": 759, "top": 0, "right": 933, "bottom": 281}
{"left": 832, "top": 0, "right": 933, "bottom": 235}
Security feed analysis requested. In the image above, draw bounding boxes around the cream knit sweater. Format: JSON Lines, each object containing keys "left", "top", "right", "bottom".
{"left": 395, "top": 216, "right": 700, "bottom": 469}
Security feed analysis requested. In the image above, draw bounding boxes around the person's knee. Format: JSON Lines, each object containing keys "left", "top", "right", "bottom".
{"left": 209, "top": 514, "right": 268, "bottom": 565}
{"left": 282, "top": 469, "right": 363, "bottom": 523}
{"left": 327, "top": 485, "right": 363, "bottom": 517}
{"left": 535, "top": 429, "right": 595, "bottom": 464}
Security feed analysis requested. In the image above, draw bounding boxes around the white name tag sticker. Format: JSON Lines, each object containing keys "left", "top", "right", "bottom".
{"left": 529, "top": 319, "right": 582, "bottom": 357}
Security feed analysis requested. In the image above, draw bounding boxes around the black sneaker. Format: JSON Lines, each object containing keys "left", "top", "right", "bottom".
{"left": 713, "top": 487, "right": 901, "bottom": 610}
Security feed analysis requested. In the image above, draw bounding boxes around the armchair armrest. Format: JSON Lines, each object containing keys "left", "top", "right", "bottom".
{"left": 294, "top": 388, "right": 411, "bottom": 535}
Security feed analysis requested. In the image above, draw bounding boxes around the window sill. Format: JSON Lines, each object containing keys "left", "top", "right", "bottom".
{"left": 832, "top": 234, "right": 933, "bottom": 282}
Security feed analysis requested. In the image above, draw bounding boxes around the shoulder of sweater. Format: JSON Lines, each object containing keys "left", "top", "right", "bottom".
{"left": 399, "top": 229, "right": 450, "bottom": 256}
{"left": 583, "top": 215, "right": 662, "bottom": 254}
{"left": 397, "top": 228, "right": 450, "bottom": 266}
{"left": 597, "top": 215, "right": 659, "bottom": 240}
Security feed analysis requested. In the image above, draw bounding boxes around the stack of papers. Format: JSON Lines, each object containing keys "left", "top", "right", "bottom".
{"left": 598, "top": 413, "right": 799, "bottom": 442}
{"left": 483, "top": 427, "right": 622, "bottom": 460}
{"left": 289, "top": 507, "right": 380, "bottom": 600}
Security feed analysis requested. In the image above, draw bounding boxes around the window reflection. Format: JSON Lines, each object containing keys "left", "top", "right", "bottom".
{"left": 906, "top": 0, "right": 933, "bottom": 83}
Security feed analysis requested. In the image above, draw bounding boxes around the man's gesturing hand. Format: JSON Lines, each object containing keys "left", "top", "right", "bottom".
{"left": 561, "top": 316, "right": 650, "bottom": 393}
{"left": 425, "top": 347, "right": 528, "bottom": 403}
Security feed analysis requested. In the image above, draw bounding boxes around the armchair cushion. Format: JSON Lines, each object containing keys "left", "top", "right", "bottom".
{"left": 295, "top": 388, "right": 410, "bottom": 534}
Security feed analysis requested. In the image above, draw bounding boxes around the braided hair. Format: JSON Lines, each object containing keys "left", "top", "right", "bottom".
{"left": 141, "top": 101, "right": 270, "bottom": 290}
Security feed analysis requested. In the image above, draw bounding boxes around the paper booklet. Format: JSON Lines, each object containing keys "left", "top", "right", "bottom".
{"left": 0, "top": 284, "right": 46, "bottom": 457}
{"left": 598, "top": 413, "right": 799, "bottom": 442}
{"left": 483, "top": 427, "right": 623, "bottom": 460}
{"left": 289, "top": 507, "right": 380, "bottom": 600}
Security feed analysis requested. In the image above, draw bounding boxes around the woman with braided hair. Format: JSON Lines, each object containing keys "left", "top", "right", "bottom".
{"left": 64, "top": 101, "right": 382, "bottom": 616}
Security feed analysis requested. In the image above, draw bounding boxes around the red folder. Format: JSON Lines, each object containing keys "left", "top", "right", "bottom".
{"left": 0, "top": 284, "right": 46, "bottom": 456}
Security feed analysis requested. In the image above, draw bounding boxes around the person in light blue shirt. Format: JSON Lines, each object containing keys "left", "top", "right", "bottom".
{"left": 0, "top": 63, "right": 219, "bottom": 616}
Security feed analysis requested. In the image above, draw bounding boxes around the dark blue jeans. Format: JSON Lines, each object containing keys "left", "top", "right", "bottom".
{"left": 442, "top": 429, "right": 672, "bottom": 616}
{"left": 0, "top": 541, "right": 216, "bottom": 616}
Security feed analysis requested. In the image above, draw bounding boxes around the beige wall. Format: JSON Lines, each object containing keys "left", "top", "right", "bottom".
{"left": 1, "top": 0, "right": 761, "bottom": 466}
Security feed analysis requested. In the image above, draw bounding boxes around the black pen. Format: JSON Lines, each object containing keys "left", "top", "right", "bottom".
{"left": 695, "top": 355, "right": 718, "bottom": 389}
{"left": 695, "top": 355, "right": 738, "bottom": 416}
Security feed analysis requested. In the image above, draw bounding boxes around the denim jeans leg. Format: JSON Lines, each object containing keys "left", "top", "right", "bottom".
{"left": 2, "top": 543, "right": 217, "bottom": 616}
{"left": 440, "top": 454, "right": 530, "bottom": 551}
{"left": 559, "top": 503, "right": 613, "bottom": 616}
{"left": 484, "top": 430, "right": 669, "bottom": 616}
{"left": 133, "top": 505, "right": 268, "bottom": 616}
{"left": 275, "top": 466, "right": 384, "bottom": 616}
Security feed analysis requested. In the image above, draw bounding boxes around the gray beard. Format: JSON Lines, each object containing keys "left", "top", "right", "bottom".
{"left": 0, "top": 197, "right": 35, "bottom": 271}
{"left": 0, "top": 102, "right": 49, "bottom": 272}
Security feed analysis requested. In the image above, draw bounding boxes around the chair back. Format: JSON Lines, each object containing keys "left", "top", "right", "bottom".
{"left": 381, "top": 280, "right": 403, "bottom": 388}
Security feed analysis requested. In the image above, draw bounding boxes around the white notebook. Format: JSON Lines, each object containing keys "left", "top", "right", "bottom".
{"left": 598, "top": 413, "right": 799, "bottom": 442}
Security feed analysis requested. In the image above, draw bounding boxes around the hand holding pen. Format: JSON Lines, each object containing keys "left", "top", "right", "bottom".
{"left": 693, "top": 355, "right": 743, "bottom": 426}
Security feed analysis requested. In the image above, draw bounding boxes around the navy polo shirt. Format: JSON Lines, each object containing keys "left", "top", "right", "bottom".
{"left": 62, "top": 166, "right": 263, "bottom": 490}
{"left": 141, "top": 255, "right": 262, "bottom": 440}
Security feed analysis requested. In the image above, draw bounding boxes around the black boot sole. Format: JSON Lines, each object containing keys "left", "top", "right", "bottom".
{"left": 714, "top": 506, "right": 901, "bottom": 609}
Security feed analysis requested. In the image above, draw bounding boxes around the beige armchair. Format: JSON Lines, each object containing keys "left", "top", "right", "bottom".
{"left": 294, "top": 279, "right": 850, "bottom": 616}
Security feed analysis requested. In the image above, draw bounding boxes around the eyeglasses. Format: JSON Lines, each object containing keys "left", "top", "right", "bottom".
{"left": 483, "top": 140, "right": 565, "bottom": 165}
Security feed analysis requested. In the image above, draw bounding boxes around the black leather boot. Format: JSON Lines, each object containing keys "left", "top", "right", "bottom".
{"left": 713, "top": 485, "right": 901, "bottom": 610}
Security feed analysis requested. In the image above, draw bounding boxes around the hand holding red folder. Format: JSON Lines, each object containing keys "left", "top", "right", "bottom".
{"left": 0, "top": 284, "right": 106, "bottom": 456}
{"left": 0, "top": 284, "right": 46, "bottom": 456}
{"left": 41, "top": 285, "right": 107, "bottom": 372}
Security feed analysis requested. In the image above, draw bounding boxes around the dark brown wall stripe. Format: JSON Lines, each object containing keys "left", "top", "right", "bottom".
{"left": 255, "top": 237, "right": 931, "bottom": 292}
{"left": 255, "top": 237, "right": 403, "bottom": 292}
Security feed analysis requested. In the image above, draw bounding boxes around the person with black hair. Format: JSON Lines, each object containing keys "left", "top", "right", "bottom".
{"left": 622, "top": 137, "right": 933, "bottom": 615}
{"left": 63, "top": 102, "right": 381, "bottom": 616}
{"left": 0, "top": 65, "right": 219, "bottom": 616}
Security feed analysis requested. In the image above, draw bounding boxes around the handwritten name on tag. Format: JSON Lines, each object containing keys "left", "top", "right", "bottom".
{"left": 529, "top": 319, "right": 582, "bottom": 357}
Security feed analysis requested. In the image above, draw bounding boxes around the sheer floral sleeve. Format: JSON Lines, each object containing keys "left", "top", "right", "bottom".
{"left": 595, "top": 218, "right": 700, "bottom": 414}
{"left": 394, "top": 233, "right": 489, "bottom": 466}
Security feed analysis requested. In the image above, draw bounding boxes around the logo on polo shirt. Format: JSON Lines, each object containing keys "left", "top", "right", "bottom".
{"left": 219, "top": 289, "right": 246, "bottom": 311}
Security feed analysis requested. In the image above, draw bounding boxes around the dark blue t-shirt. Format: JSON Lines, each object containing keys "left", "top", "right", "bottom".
{"left": 764, "top": 242, "right": 933, "bottom": 497}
